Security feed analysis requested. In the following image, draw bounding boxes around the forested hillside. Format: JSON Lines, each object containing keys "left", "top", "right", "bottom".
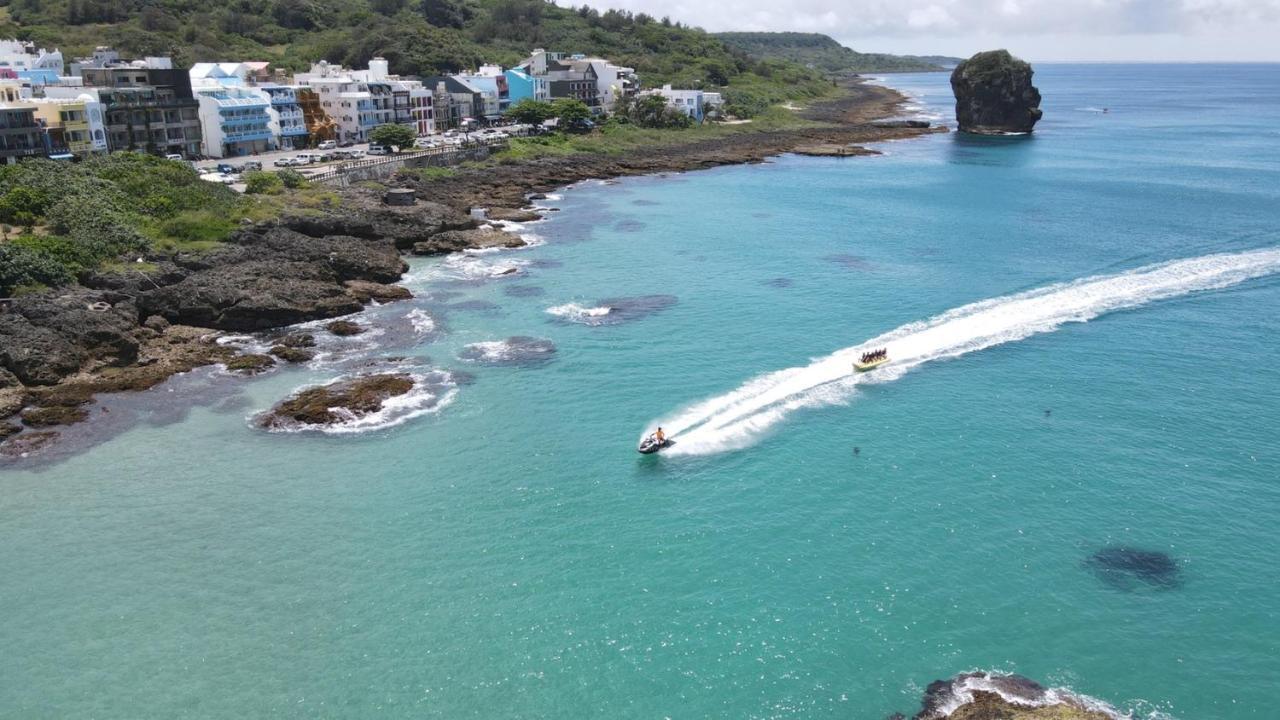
{"left": 716, "top": 32, "right": 959, "bottom": 74}
{"left": 0, "top": 0, "right": 831, "bottom": 108}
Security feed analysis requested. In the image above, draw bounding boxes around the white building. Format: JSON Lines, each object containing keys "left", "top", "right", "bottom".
{"left": 0, "top": 40, "right": 63, "bottom": 71}
{"left": 295, "top": 60, "right": 397, "bottom": 143}
{"left": 643, "top": 85, "right": 709, "bottom": 123}
{"left": 194, "top": 85, "right": 273, "bottom": 158}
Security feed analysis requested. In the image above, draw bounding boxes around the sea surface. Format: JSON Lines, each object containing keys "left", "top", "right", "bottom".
{"left": 3, "top": 64, "right": 1279, "bottom": 718}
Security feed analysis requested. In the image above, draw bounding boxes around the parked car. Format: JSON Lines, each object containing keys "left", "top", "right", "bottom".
{"left": 273, "top": 157, "right": 299, "bottom": 167}
{"left": 216, "top": 163, "right": 237, "bottom": 174}
{"left": 338, "top": 140, "right": 355, "bottom": 148}
{"left": 164, "top": 153, "right": 183, "bottom": 161}
{"left": 241, "top": 161, "right": 262, "bottom": 171}
{"left": 414, "top": 138, "right": 438, "bottom": 149}
{"left": 199, "top": 172, "right": 236, "bottom": 185}
{"left": 293, "top": 153, "right": 319, "bottom": 164}
{"left": 317, "top": 140, "right": 338, "bottom": 150}
{"left": 367, "top": 144, "right": 392, "bottom": 156}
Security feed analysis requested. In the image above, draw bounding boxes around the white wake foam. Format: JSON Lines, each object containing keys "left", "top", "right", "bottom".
{"left": 654, "top": 248, "right": 1280, "bottom": 456}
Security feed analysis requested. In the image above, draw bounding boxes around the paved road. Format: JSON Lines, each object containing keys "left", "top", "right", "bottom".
{"left": 195, "top": 142, "right": 373, "bottom": 177}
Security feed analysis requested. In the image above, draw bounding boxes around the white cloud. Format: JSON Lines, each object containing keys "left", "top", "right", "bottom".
{"left": 555, "top": 0, "right": 1280, "bottom": 61}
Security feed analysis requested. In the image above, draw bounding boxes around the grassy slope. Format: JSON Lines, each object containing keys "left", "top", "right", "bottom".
{"left": 715, "top": 31, "right": 959, "bottom": 74}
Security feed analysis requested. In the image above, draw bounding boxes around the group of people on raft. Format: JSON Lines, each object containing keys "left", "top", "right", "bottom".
{"left": 859, "top": 348, "right": 888, "bottom": 364}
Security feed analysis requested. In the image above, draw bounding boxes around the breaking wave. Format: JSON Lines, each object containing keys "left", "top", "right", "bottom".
{"left": 654, "top": 248, "right": 1280, "bottom": 455}
{"left": 546, "top": 303, "right": 613, "bottom": 323}
{"left": 459, "top": 336, "right": 557, "bottom": 366}
{"left": 406, "top": 308, "right": 436, "bottom": 334}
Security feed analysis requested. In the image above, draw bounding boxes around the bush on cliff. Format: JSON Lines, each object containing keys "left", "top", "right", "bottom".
{"left": 0, "top": 244, "right": 76, "bottom": 296}
{"left": 276, "top": 169, "right": 308, "bottom": 189}
{"left": 244, "top": 171, "right": 286, "bottom": 195}
{"left": 0, "top": 154, "right": 252, "bottom": 296}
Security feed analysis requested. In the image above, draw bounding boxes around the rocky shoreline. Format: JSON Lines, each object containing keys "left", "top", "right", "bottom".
{"left": 0, "top": 79, "right": 941, "bottom": 460}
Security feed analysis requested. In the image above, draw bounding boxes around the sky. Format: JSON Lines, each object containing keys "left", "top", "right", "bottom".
{"left": 558, "top": 0, "right": 1280, "bottom": 62}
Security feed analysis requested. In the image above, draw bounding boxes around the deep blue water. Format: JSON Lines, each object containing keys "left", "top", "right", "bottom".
{"left": 2, "top": 64, "right": 1279, "bottom": 718}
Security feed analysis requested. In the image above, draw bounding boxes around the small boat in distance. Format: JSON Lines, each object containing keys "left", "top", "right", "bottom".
{"left": 638, "top": 428, "right": 673, "bottom": 454}
{"left": 854, "top": 348, "right": 890, "bottom": 372}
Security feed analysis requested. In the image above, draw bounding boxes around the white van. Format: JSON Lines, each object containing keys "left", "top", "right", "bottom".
{"left": 367, "top": 144, "right": 392, "bottom": 156}
{"left": 317, "top": 140, "right": 337, "bottom": 150}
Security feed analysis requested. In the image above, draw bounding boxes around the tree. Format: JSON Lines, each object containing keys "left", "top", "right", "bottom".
{"left": 421, "top": 0, "right": 471, "bottom": 29}
{"left": 243, "top": 171, "right": 284, "bottom": 195}
{"left": 369, "top": 124, "right": 416, "bottom": 151}
{"left": 505, "top": 98, "right": 555, "bottom": 125}
{"left": 551, "top": 99, "right": 591, "bottom": 129}
{"left": 616, "top": 95, "right": 694, "bottom": 129}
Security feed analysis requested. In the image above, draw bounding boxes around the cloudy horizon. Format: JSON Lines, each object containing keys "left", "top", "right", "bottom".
{"left": 556, "top": 0, "right": 1280, "bottom": 62}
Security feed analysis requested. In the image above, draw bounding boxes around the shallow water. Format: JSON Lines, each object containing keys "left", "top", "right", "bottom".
{"left": 3, "top": 64, "right": 1279, "bottom": 718}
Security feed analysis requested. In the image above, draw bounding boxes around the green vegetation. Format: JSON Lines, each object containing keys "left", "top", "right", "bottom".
{"left": 1, "top": 0, "right": 834, "bottom": 113}
{"left": 715, "top": 32, "right": 958, "bottom": 75}
{"left": 0, "top": 154, "right": 254, "bottom": 295}
{"left": 244, "top": 170, "right": 285, "bottom": 195}
{"left": 369, "top": 123, "right": 416, "bottom": 151}
{"left": 505, "top": 98, "right": 555, "bottom": 124}
{"left": 275, "top": 168, "right": 308, "bottom": 189}
{"left": 550, "top": 98, "right": 591, "bottom": 127}
{"left": 613, "top": 94, "right": 692, "bottom": 129}
{"left": 487, "top": 104, "right": 821, "bottom": 163}
{"left": 954, "top": 49, "right": 1030, "bottom": 83}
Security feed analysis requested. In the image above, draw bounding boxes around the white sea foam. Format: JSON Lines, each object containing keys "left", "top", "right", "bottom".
{"left": 406, "top": 308, "right": 436, "bottom": 334}
{"left": 408, "top": 253, "right": 530, "bottom": 283}
{"left": 546, "top": 302, "right": 612, "bottom": 323}
{"left": 654, "top": 248, "right": 1280, "bottom": 455}
{"left": 462, "top": 340, "right": 511, "bottom": 362}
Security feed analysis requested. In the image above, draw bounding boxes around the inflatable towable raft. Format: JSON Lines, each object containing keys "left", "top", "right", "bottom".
{"left": 854, "top": 348, "right": 890, "bottom": 372}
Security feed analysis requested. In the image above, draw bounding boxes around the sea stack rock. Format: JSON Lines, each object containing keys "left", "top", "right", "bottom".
{"left": 950, "top": 50, "right": 1043, "bottom": 135}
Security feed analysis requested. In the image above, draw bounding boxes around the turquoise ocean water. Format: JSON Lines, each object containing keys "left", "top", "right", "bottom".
{"left": 3, "top": 65, "right": 1279, "bottom": 718}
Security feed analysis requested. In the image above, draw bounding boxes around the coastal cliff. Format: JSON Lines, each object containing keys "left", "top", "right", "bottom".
{"left": 950, "top": 50, "right": 1043, "bottom": 134}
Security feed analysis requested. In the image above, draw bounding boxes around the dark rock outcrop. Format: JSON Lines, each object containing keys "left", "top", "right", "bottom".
{"left": 485, "top": 207, "right": 542, "bottom": 222}
{"left": 21, "top": 405, "right": 90, "bottom": 428}
{"left": 411, "top": 227, "right": 526, "bottom": 255}
{"left": 257, "top": 373, "right": 415, "bottom": 428}
{"left": 270, "top": 345, "right": 316, "bottom": 363}
{"left": 277, "top": 332, "right": 316, "bottom": 348}
{"left": 224, "top": 354, "right": 276, "bottom": 374}
{"left": 901, "top": 672, "right": 1117, "bottom": 720}
{"left": 344, "top": 280, "right": 413, "bottom": 303}
{"left": 950, "top": 50, "right": 1042, "bottom": 135}
{"left": 325, "top": 320, "right": 365, "bottom": 337}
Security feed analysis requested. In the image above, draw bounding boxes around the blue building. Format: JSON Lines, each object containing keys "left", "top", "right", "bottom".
{"left": 194, "top": 86, "right": 273, "bottom": 158}
{"left": 504, "top": 67, "right": 548, "bottom": 105}
{"left": 260, "top": 85, "right": 309, "bottom": 150}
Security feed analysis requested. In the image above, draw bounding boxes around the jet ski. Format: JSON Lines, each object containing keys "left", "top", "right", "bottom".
{"left": 638, "top": 434, "right": 673, "bottom": 454}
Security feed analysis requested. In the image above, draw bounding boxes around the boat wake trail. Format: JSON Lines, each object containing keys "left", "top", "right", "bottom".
{"left": 656, "top": 248, "right": 1280, "bottom": 456}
